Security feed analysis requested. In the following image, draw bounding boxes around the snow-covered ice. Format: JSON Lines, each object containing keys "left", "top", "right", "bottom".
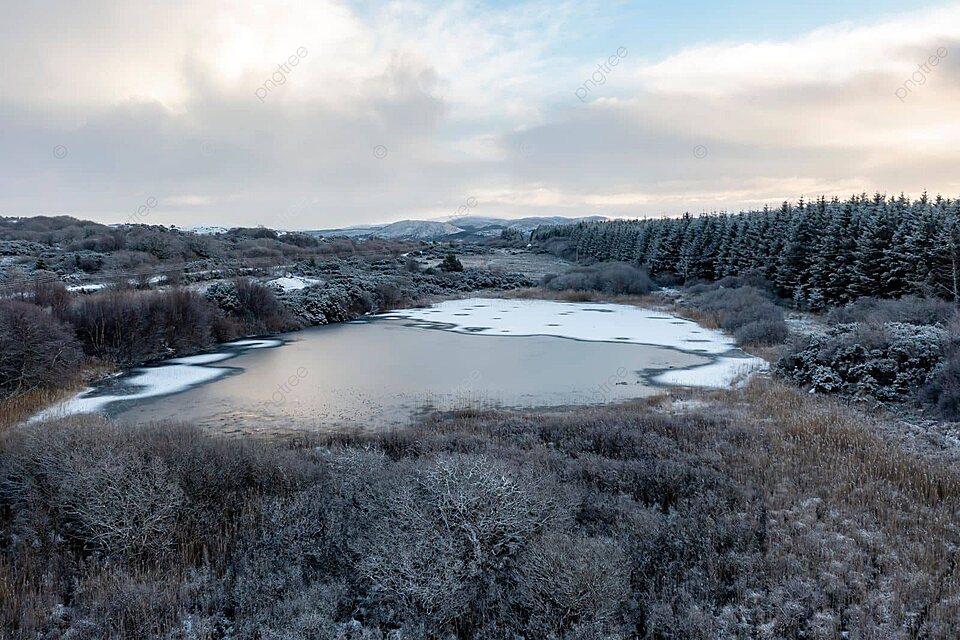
{"left": 29, "top": 339, "right": 283, "bottom": 422}
{"left": 381, "top": 298, "right": 735, "bottom": 353}
{"left": 653, "top": 355, "right": 767, "bottom": 388}
{"left": 30, "top": 365, "right": 229, "bottom": 423}
{"left": 167, "top": 353, "right": 235, "bottom": 365}
{"left": 222, "top": 338, "right": 283, "bottom": 349}
{"left": 380, "top": 298, "right": 766, "bottom": 388}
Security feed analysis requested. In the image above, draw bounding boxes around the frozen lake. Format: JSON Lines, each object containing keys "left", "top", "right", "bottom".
{"left": 33, "top": 298, "right": 765, "bottom": 434}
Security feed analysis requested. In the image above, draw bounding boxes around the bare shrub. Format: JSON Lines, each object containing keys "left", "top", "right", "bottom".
{"left": 360, "top": 454, "right": 568, "bottom": 632}
{"left": 0, "top": 300, "right": 82, "bottom": 398}
{"left": 517, "top": 533, "right": 629, "bottom": 634}
{"left": 688, "top": 285, "right": 787, "bottom": 346}
{"left": 3, "top": 424, "right": 184, "bottom": 559}
{"left": 71, "top": 288, "right": 216, "bottom": 364}
{"left": 32, "top": 278, "right": 71, "bottom": 318}
{"left": 919, "top": 347, "right": 960, "bottom": 419}
{"left": 542, "top": 262, "right": 653, "bottom": 295}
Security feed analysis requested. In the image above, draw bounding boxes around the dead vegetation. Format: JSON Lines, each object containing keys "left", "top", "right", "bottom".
{"left": 1, "top": 381, "right": 958, "bottom": 638}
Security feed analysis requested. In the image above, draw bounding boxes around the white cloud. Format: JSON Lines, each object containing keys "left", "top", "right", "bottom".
{"left": 1, "top": 0, "right": 959, "bottom": 227}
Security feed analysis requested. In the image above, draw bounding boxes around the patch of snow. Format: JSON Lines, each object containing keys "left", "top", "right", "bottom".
{"left": 669, "top": 398, "right": 709, "bottom": 412}
{"left": 30, "top": 365, "right": 229, "bottom": 423}
{"left": 654, "top": 356, "right": 768, "bottom": 388}
{"left": 66, "top": 283, "right": 107, "bottom": 293}
{"left": 267, "top": 275, "right": 321, "bottom": 291}
{"left": 186, "top": 225, "right": 228, "bottom": 235}
{"left": 222, "top": 338, "right": 283, "bottom": 349}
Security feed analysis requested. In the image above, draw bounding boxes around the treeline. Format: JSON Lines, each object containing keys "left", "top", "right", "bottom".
{"left": 533, "top": 193, "right": 960, "bottom": 308}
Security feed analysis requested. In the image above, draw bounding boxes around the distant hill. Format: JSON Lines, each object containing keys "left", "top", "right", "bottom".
{"left": 307, "top": 215, "right": 606, "bottom": 241}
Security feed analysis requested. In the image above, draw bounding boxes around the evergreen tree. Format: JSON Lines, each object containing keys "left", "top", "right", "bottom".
{"left": 531, "top": 194, "right": 960, "bottom": 307}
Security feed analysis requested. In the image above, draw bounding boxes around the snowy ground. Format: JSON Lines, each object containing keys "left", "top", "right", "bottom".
{"left": 380, "top": 298, "right": 766, "bottom": 388}
{"left": 267, "top": 275, "right": 322, "bottom": 291}
{"left": 65, "top": 283, "right": 107, "bottom": 293}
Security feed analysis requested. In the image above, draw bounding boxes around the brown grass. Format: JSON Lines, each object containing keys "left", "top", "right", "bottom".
{"left": 689, "top": 380, "right": 960, "bottom": 632}
{"left": 0, "top": 388, "right": 73, "bottom": 430}
{"left": 0, "top": 362, "right": 114, "bottom": 431}
{"left": 495, "top": 286, "right": 661, "bottom": 306}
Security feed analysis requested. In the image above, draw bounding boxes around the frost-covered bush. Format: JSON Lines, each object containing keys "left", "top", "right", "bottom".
{"left": 541, "top": 262, "right": 653, "bottom": 295}
{"left": 688, "top": 286, "right": 788, "bottom": 346}
{"left": 360, "top": 454, "right": 568, "bottom": 630}
{"left": 204, "top": 278, "right": 293, "bottom": 334}
{"left": 287, "top": 280, "right": 374, "bottom": 325}
{"left": 0, "top": 240, "right": 49, "bottom": 256}
{"left": 280, "top": 264, "right": 532, "bottom": 326}
{"left": 777, "top": 322, "right": 948, "bottom": 402}
{"left": 733, "top": 319, "right": 788, "bottom": 346}
{"left": 827, "top": 296, "right": 956, "bottom": 327}
{"left": 920, "top": 347, "right": 960, "bottom": 420}
{"left": 6, "top": 397, "right": 959, "bottom": 637}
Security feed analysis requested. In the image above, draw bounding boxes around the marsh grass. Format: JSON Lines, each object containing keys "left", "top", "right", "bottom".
{"left": 0, "top": 387, "right": 75, "bottom": 430}
{"left": 497, "top": 286, "right": 660, "bottom": 306}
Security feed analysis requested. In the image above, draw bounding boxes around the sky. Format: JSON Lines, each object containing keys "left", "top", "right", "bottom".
{"left": 1, "top": 0, "right": 958, "bottom": 230}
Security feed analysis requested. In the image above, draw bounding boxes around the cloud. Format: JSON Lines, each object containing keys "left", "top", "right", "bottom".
{"left": 1, "top": 0, "right": 959, "bottom": 227}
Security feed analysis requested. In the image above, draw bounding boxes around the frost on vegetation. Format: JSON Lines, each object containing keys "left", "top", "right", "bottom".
{"left": 280, "top": 266, "right": 532, "bottom": 326}
{"left": 777, "top": 322, "right": 949, "bottom": 402}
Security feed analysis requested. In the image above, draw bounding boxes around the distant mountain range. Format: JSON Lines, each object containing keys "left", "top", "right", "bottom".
{"left": 307, "top": 215, "right": 607, "bottom": 241}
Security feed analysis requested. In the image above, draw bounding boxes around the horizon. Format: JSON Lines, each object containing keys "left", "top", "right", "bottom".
{"left": 2, "top": 1, "right": 958, "bottom": 228}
